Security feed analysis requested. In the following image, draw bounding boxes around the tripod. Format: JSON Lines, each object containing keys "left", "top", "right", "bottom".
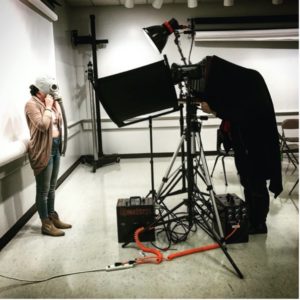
{"left": 155, "top": 105, "right": 224, "bottom": 236}
{"left": 150, "top": 98, "right": 243, "bottom": 278}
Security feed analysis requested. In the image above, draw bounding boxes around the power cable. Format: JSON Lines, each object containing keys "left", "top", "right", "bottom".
{"left": 0, "top": 268, "right": 106, "bottom": 284}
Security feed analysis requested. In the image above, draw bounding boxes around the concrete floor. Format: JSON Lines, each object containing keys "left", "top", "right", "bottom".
{"left": 0, "top": 156, "right": 298, "bottom": 298}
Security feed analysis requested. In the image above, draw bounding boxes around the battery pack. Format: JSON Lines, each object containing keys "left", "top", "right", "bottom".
{"left": 216, "top": 193, "right": 249, "bottom": 244}
{"left": 116, "top": 196, "right": 155, "bottom": 243}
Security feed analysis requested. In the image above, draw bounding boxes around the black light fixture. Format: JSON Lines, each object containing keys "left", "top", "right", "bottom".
{"left": 143, "top": 18, "right": 184, "bottom": 53}
{"left": 97, "top": 59, "right": 178, "bottom": 127}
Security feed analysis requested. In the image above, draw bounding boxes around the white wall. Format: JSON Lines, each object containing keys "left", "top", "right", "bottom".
{"left": 0, "top": 0, "right": 81, "bottom": 238}
{"left": 0, "top": 0, "right": 55, "bottom": 237}
{"left": 69, "top": 2, "right": 298, "bottom": 155}
{"left": 0, "top": 0, "right": 56, "bottom": 167}
{"left": 53, "top": 1, "right": 83, "bottom": 173}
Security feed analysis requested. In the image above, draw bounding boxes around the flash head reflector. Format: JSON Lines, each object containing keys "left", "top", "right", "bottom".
{"left": 97, "top": 59, "right": 178, "bottom": 127}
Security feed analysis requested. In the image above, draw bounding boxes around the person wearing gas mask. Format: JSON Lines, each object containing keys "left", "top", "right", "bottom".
{"left": 199, "top": 56, "right": 282, "bottom": 235}
{"left": 25, "top": 76, "right": 71, "bottom": 237}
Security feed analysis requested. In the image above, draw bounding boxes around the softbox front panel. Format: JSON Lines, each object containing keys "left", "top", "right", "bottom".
{"left": 97, "top": 60, "right": 178, "bottom": 127}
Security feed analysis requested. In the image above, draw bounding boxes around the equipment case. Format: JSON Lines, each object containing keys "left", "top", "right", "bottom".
{"left": 116, "top": 196, "right": 155, "bottom": 243}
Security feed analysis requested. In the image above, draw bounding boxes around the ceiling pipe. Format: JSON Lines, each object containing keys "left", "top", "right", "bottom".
{"left": 152, "top": 0, "right": 163, "bottom": 9}
{"left": 187, "top": 0, "right": 198, "bottom": 8}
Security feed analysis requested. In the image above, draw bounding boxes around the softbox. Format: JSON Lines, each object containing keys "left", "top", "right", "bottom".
{"left": 97, "top": 59, "right": 178, "bottom": 127}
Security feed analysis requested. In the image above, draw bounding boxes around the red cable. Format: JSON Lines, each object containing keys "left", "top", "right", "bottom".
{"left": 167, "top": 227, "right": 238, "bottom": 261}
{"left": 134, "top": 226, "right": 239, "bottom": 263}
{"left": 134, "top": 227, "right": 164, "bottom": 264}
{"left": 167, "top": 243, "right": 220, "bottom": 260}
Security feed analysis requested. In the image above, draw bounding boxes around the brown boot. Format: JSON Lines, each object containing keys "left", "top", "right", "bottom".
{"left": 49, "top": 211, "right": 72, "bottom": 229}
{"left": 41, "top": 218, "right": 65, "bottom": 236}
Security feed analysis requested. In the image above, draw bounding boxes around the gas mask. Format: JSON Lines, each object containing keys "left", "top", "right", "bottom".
{"left": 34, "top": 76, "right": 61, "bottom": 100}
{"left": 33, "top": 75, "right": 67, "bottom": 155}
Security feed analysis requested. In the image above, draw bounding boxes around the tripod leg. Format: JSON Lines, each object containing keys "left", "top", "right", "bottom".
{"left": 196, "top": 132, "right": 225, "bottom": 243}
{"left": 211, "top": 155, "right": 221, "bottom": 177}
{"left": 156, "top": 134, "right": 186, "bottom": 199}
{"left": 289, "top": 178, "right": 298, "bottom": 195}
{"left": 200, "top": 211, "right": 244, "bottom": 279}
{"left": 221, "top": 156, "right": 228, "bottom": 186}
{"left": 158, "top": 168, "right": 186, "bottom": 203}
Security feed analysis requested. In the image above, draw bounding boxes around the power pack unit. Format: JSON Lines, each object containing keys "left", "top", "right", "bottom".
{"left": 116, "top": 196, "right": 155, "bottom": 243}
{"left": 215, "top": 193, "right": 249, "bottom": 244}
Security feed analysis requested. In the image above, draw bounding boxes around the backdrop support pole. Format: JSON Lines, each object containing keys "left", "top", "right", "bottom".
{"left": 72, "top": 15, "right": 120, "bottom": 171}
{"left": 90, "top": 14, "right": 103, "bottom": 157}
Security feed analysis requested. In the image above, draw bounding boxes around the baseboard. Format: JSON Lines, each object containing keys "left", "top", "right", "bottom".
{"left": 0, "top": 205, "right": 37, "bottom": 252}
{"left": 118, "top": 151, "right": 217, "bottom": 159}
{"left": 0, "top": 158, "right": 82, "bottom": 251}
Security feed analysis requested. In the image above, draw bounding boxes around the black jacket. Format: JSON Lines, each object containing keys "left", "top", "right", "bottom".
{"left": 204, "top": 56, "right": 282, "bottom": 197}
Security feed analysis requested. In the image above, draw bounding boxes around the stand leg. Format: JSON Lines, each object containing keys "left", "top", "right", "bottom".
{"left": 211, "top": 155, "right": 221, "bottom": 177}
{"left": 86, "top": 61, "right": 120, "bottom": 172}
{"left": 196, "top": 132, "right": 225, "bottom": 243}
{"left": 199, "top": 207, "right": 244, "bottom": 279}
{"left": 148, "top": 117, "right": 156, "bottom": 199}
{"left": 221, "top": 156, "right": 228, "bottom": 186}
{"left": 156, "top": 134, "right": 186, "bottom": 199}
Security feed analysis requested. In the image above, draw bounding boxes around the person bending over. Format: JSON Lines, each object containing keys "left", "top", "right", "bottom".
{"left": 199, "top": 56, "right": 282, "bottom": 234}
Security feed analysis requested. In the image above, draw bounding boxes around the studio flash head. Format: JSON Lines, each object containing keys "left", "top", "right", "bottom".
{"left": 171, "top": 61, "right": 206, "bottom": 98}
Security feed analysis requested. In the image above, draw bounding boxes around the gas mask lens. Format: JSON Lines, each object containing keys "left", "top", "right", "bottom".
{"left": 50, "top": 83, "right": 60, "bottom": 100}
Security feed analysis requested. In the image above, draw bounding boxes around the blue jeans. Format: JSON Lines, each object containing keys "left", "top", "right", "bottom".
{"left": 35, "top": 138, "right": 61, "bottom": 219}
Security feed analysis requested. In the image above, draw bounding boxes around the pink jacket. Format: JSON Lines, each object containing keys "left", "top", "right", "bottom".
{"left": 25, "top": 96, "right": 63, "bottom": 175}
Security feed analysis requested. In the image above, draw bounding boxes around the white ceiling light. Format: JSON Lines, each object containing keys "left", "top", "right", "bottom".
{"left": 224, "top": 0, "right": 234, "bottom": 6}
{"left": 188, "top": 0, "right": 198, "bottom": 8}
{"left": 124, "top": 0, "right": 134, "bottom": 8}
{"left": 194, "top": 28, "right": 298, "bottom": 41}
{"left": 272, "top": 0, "right": 283, "bottom": 4}
{"left": 152, "top": 0, "right": 163, "bottom": 9}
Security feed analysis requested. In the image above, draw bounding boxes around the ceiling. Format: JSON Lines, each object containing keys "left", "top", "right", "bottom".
{"left": 64, "top": 0, "right": 243, "bottom": 6}
{"left": 63, "top": 0, "right": 295, "bottom": 10}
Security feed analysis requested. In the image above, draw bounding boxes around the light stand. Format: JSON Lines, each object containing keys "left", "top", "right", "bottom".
{"left": 86, "top": 61, "right": 99, "bottom": 171}
{"left": 72, "top": 15, "right": 120, "bottom": 172}
{"left": 151, "top": 94, "right": 244, "bottom": 279}
{"left": 117, "top": 107, "right": 180, "bottom": 203}
{"left": 146, "top": 103, "right": 186, "bottom": 200}
{"left": 143, "top": 21, "right": 244, "bottom": 279}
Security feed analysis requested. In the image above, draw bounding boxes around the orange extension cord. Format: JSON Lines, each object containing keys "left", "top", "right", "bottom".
{"left": 134, "top": 225, "right": 239, "bottom": 264}
{"left": 134, "top": 227, "right": 164, "bottom": 264}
